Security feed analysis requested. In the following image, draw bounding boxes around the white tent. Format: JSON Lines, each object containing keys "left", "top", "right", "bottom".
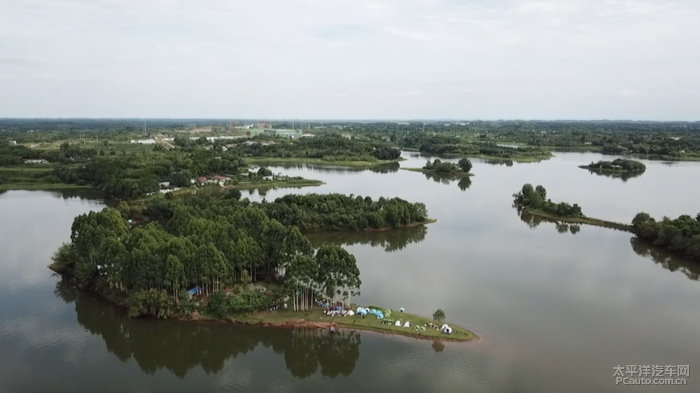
{"left": 395, "top": 320, "right": 402, "bottom": 326}
{"left": 347, "top": 310, "right": 354, "bottom": 316}
{"left": 441, "top": 324, "right": 449, "bottom": 331}
{"left": 403, "top": 321, "right": 411, "bottom": 328}
{"left": 441, "top": 324, "right": 453, "bottom": 334}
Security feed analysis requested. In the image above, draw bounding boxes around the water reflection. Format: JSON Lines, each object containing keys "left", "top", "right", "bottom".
{"left": 630, "top": 238, "right": 700, "bottom": 281}
{"left": 421, "top": 172, "right": 472, "bottom": 191}
{"left": 55, "top": 280, "right": 361, "bottom": 379}
{"left": 305, "top": 225, "right": 427, "bottom": 252}
{"left": 482, "top": 159, "right": 514, "bottom": 167}
{"left": 516, "top": 207, "right": 581, "bottom": 234}
{"left": 584, "top": 168, "right": 644, "bottom": 182}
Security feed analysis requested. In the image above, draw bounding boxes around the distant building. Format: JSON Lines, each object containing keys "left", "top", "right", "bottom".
{"left": 130, "top": 139, "right": 156, "bottom": 144}
{"left": 211, "top": 124, "right": 225, "bottom": 133}
{"left": 197, "top": 176, "right": 207, "bottom": 183}
{"left": 9, "top": 141, "right": 17, "bottom": 145}
{"left": 263, "top": 176, "right": 274, "bottom": 181}
{"left": 159, "top": 182, "right": 171, "bottom": 188}
{"left": 301, "top": 133, "right": 315, "bottom": 138}
{"left": 256, "top": 123, "right": 273, "bottom": 130}
{"left": 24, "top": 159, "right": 48, "bottom": 164}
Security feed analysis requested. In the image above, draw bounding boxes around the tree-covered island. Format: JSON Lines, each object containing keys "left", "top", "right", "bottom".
{"left": 50, "top": 191, "right": 474, "bottom": 341}
{"left": 579, "top": 158, "right": 646, "bottom": 173}
{"left": 401, "top": 158, "right": 474, "bottom": 177}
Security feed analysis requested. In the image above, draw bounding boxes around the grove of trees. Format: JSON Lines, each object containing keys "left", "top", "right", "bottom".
{"left": 52, "top": 191, "right": 430, "bottom": 318}
{"left": 631, "top": 212, "right": 700, "bottom": 260}
{"left": 513, "top": 184, "right": 583, "bottom": 217}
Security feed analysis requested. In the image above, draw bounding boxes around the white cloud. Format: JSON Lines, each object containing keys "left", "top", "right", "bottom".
{"left": 0, "top": 0, "right": 698, "bottom": 119}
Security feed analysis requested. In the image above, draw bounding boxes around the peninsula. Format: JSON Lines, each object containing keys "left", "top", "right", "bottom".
{"left": 513, "top": 183, "right": 700, "bottom": 261}
{"left": 49, "top": 191, "right": 475, "bottom": 340}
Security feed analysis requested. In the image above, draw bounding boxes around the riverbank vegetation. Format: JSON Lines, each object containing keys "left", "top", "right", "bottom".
{"left": 579, "top": 158, "right": 646, "bottom": 173}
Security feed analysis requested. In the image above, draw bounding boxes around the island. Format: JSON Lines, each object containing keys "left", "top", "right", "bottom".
{"left": 50, "top": 191, "right": 476, "bottom": 341}
{"left": 579, "top": 158, "right": 646, "bottom": 173}
{"left": 401, "top": 158, "right": 474, "bottom": 177}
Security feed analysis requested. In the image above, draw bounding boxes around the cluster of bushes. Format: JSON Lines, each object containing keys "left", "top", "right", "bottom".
{"left": 513, "top": 184, "right": 583, "bottom": 217}
{"left": 632, "top": 213, "right": 700, "bottom": 260}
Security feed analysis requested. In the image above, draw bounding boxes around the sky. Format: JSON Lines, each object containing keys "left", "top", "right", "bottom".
{"left": 1, "top": 0, "right": 699, "bottom": 120}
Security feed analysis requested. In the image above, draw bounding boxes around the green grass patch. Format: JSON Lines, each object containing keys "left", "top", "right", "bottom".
{"left": 235, "top": 306, "right": 477, "bottom": 342}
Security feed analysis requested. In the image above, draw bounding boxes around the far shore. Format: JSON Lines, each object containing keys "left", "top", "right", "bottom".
{"left": 246, "top": 157, "right": 405, "bottom": 168}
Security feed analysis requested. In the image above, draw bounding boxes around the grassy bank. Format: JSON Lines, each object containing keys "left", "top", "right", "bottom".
{"left": 400, "top": 168, "right": 474, "bottom": 177}
{"left": 231, "top": 306, "right": 477, "bottom": 342}
{"left": 246, "top": 157, "right": 405, "bottom": 168}
{"left": 49, "top": 264, "right": 476, "bottom": 342}
{"left": 229, "top": 178, "right": 324, "bottom": 190}
{"left": 523, "top": 207, "right": 633, "bottom": 232}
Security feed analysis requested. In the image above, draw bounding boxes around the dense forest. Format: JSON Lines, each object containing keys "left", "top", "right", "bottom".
{"left": 513, "top": 184, "right": 583, "bottom": 217}
{"left": 631, "top": 212, "right": 700, "bottom": 260}
{"left": 52, "top": 192, "right": 430, "bottom": 318}
{"left": 263, "top": 193, "right": 428, "bottom": 231}
{"left": 581, "top": 158, "right": 646, "bottom": 172}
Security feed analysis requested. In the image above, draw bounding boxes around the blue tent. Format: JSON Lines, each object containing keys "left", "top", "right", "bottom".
{"left": 368, "top": 309, "right": 384, "bottom": 319}
{"left": 187, "top": 286, "right": 203, "bottom": 296}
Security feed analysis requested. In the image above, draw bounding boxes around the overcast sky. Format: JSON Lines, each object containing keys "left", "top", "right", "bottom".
{"left": 1, "top": 0, "right": 699, "bottom": 120}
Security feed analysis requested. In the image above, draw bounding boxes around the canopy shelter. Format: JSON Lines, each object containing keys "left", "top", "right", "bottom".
{"left": 187, "top": 286, "right": 203, "bottom": 297}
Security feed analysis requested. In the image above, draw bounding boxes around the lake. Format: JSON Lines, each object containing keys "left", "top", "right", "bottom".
{"left": 1, "top": 152, "right": 699, "bottom": 392}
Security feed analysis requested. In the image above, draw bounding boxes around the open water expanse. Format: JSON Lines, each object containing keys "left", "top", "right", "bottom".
{"left": 1, "top": 151, "right": 699, "bottom": 392}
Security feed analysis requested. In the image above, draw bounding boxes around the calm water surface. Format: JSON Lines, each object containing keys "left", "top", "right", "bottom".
{"left": 1, "top": 152, "right": 700, "bottom": 393}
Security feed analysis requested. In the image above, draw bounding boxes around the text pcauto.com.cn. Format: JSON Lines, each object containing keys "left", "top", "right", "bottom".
{"left": 613, "top": 365, "right": 689, "bottom": 386}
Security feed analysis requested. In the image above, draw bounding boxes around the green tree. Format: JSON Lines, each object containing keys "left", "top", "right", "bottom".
{"left": 458, "top": 158, "right": 472, "bottom": 173}
{"left": 433, "top": 308, "right": 446, "bottom": 325}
